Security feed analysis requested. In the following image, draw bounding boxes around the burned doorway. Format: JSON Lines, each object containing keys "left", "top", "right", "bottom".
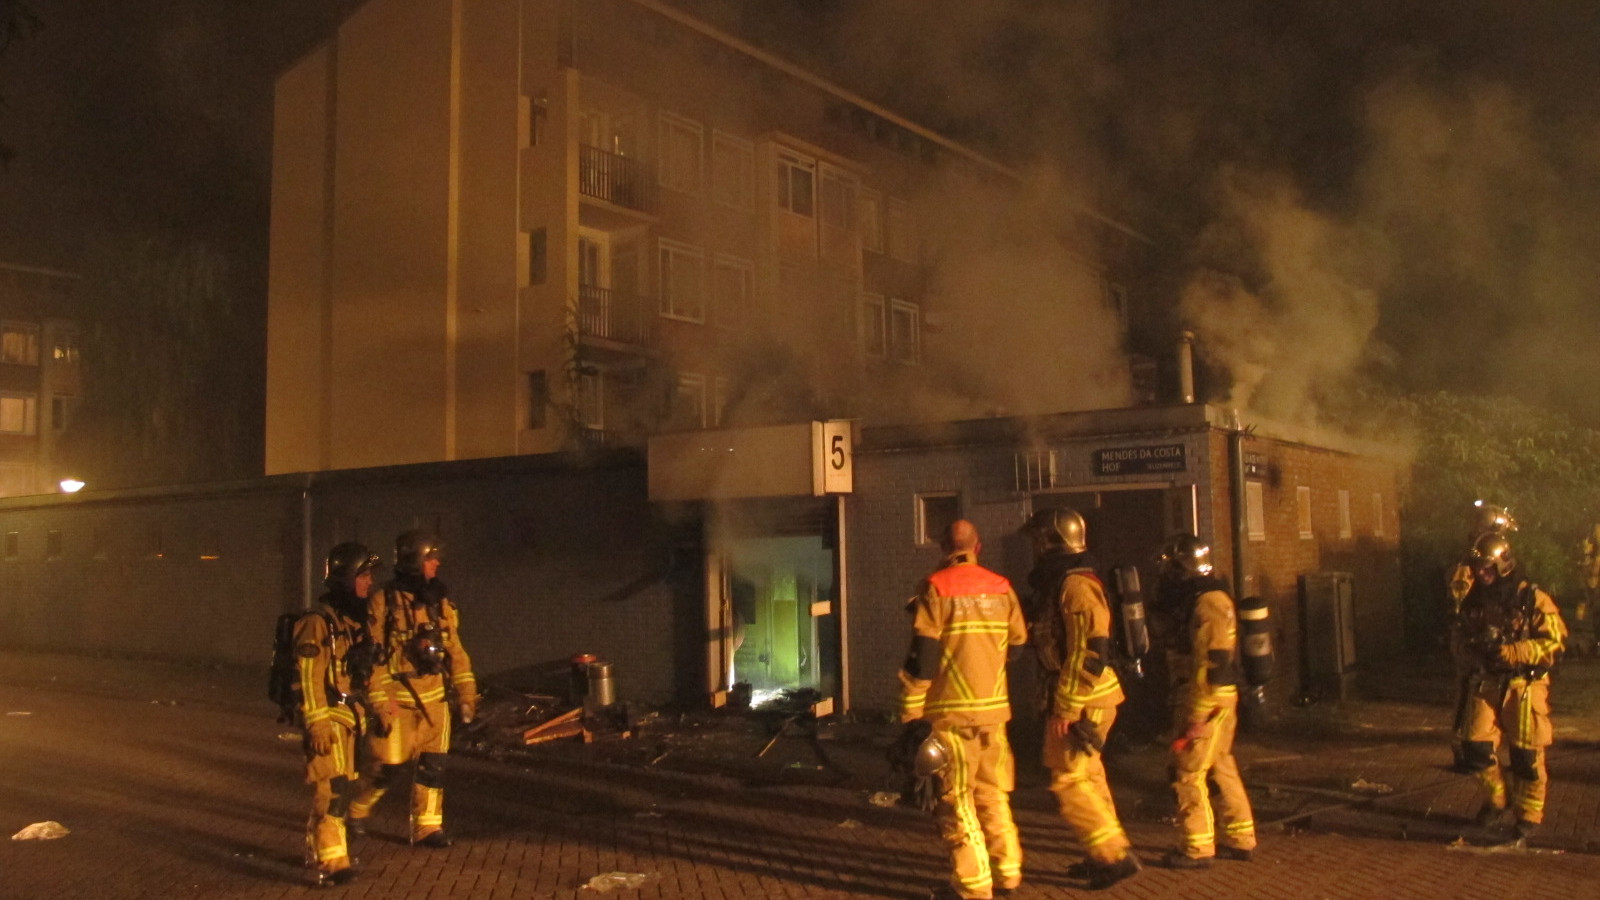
{"left": 709, "top": 497, "right": 842, "bottom": 715}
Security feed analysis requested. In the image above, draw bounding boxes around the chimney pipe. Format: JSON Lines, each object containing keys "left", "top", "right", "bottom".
{"left": 1177, "top": 330, "right": 1196, "bottom": 404}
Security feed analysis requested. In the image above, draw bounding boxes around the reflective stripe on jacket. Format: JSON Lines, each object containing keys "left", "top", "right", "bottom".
{"left": 901, "top": 553, "right": 1027, "bottom": 727}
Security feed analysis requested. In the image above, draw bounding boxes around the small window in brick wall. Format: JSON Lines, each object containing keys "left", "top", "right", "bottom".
{"left": 46, "top": 530, "right": 62, "bottom": 559}
{"left": 1245, "top": 483, "right": 1266, "bottom": 542}
{"left": 1297, "top": 486, "right": 1313, "bottom": 540}
{"left": 1372, "top": 492, "right": 1386, "bottom": 538}
{"left": 915, "top": 493, "right": 960, "bottom": 546}
{"left": 1337, "top": 490, "right": 1352, "bottom": 540}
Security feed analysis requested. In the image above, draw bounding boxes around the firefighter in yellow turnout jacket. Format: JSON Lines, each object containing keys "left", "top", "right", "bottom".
{"left": 1155, "top": 535, "right": 1255, "bottom": 868}
{"left": 1447, "top": 504, "right": 1516, "bottom": 770}
{"left": 901, "top": 520, "right": 1028, "bottom": 900}
{"left": 1456, "top": 533, "right": 1566, "bottom": 840}
{"left": 1024, "top": 508, "right": 1140, "bottom": 890}
{"left": 296, "top": 542, "right": 380, "bottom": 886}
{"left": 348, "top": 531, "right": 477, "bottom": 846}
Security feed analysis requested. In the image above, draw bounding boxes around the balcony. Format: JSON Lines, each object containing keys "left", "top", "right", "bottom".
{"left": 579, "top": 145, "right": 655, "bottom": 214}
{"left": 578, "top": 284, "right": 657, "bottom": 351}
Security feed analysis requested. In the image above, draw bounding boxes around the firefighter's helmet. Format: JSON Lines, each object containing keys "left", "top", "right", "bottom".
{"left": 1026, "top": 507, "right": 1088, "bottom": 554}
{"left": 914, "top": 731, "right": 951, "bottom": 778}
{"left": 1470, "top": 502, "right": 1517, "bottom": 539}
{"left": 1159, "top": 534, "right": 1214, "bottom": 579}
{"left": 324, "top": 542, "right": 379, "bottom": 591}
{"left": 1468, "top": 533, "right": 1516, "bottom": 578}
{"left": 395, "top": 530, "right": 442, "bottom": 575}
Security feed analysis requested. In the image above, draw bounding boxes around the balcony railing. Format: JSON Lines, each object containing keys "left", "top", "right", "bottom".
{"left": 579, "top": 145, "right": 655, "bottom": 212}
{"left": 578, "top": 284, "right": 657, "bottom": 349}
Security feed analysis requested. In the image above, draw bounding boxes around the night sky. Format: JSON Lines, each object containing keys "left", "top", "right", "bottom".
{"left": 2, "top": 0, "right": 1598, "bottom": 478}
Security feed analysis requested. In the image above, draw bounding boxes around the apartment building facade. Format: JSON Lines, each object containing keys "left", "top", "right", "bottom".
{"left": 0, "top": 263, "right": 81, "bottom": 498}
{"left": 266, "top": 0, "right": 1150, "bottom": 475}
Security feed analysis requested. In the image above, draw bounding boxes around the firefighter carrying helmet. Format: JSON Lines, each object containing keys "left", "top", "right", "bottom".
{"left": 1026, "top": 507, "right": 1088, "bottom": 554}
{"left": 1468, "top": 533, "right": 1516, "bottom": 578}
{"left": 914, "top": 730, "right": 951, "bottom": 778}
{"left": 324, "top": 542, "right": 379, "bottom": 591}
{"left": 1470, "top": 502, "right": 1517, "bottom": 539}
{"left": 395, "top": 530, "right": 442, "bottom": 575}
{"left": 1159, "top": 534, "right": 1214, "bottom": 579}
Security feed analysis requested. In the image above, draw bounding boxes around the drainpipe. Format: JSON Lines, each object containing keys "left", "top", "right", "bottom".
{"left": 1227, "top": 418, "right": 1249, "bottom": 598}
{"left": 1177, "top": 330, "right": 1196, "bottom": 404}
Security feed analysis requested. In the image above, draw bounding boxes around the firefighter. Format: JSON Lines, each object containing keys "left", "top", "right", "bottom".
{"left": 1154, "top": 535, "right": 1256, "bottom": 868}
{"left": 1456, "top": 533, "right": 1566, "bottom": 841}
{"left": 347, "top": 531, "right": 478, "bottom": 847}
{"left": 900, "top": 519, "right": 1028, "bottom": 900}
{"left": 1023, "top": 508, "right": 1141, "bottom": 890}
{"left": 1447, "top": 503, "right": 1516, "bottom": 771}
{"left": 296, "top": 541, "right": 380, "bottom": 886}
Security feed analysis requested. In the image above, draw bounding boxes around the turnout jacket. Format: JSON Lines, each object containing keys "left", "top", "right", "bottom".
{"left": 900, "top": 551, "right": 1027, "bottom": 727}
{"left": 293, "top": 598, "right": 365, "bottom": 732}
{"left": 1052, "top": 571, "right": 1125, "bottom": 718}
{"left": 367, "top": 582, "right": 477, "bottom": 711}
{"left": 1457, "top": 577, "right": 1566, "bottom": 679}
{"left": 1168, "top": 584, "right": 1241, "bottom": 724}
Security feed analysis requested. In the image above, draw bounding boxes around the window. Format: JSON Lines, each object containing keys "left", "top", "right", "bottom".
{"left": 887, "top": 197, "right": 915, "bottom": 262}
{"left": 525, "top": 228, "right": 547, "bottom": 286}
{"left": 670, "top": 373, "right": 707, "bottom": 430}
{"left": 916, "top": 493, "right": 960, "bottom": 546}
{"left": 657, "top": 112, "right": 704, "bottom": 195}
{"left": 1337, "top": 489, "right": 1352, "bottom": 540}
{"left": 859, "top": 189, "right": 884, "bottom": 253}
{"left": 1372, "top": 492, "right": 1386, "bottom": 538}
{"left": 711, "top": 131, "right": 754, "bottom": 210}
{"left": 711, "top": 255, "right": 753, "bottom": 328}
{"left": 1297, "top": 485, "right": 1314, "bottom": 540}
{"left": 51, "top": 329, "right": 80, "bottom": 364}
{"left": 819, "top": 164, "right": 856, "bottom": 231}
{"left": 0, "top": 392, "right": 37, "bottom": 435}
{"left": 658, "top": 240, "right": 706, "bottom": 322}
{"left": 859, "top": 293, "right": 886, "bottom": 357}
{"left": 1, "top": 322, "right": 39, "bottom": 366}
{"left": 776, "top": 151, "right": 815, "bottom": 217}
{"left": 525, "top": 371, "right": 548, "bottom": 430}
{"left": 51, "top": 394, "right": 73, "bottom": 432}
{"left": 888, "top": 299, "right": 921, "bottom": 364}
{"left": 1245, "top": 481, "right": 1266, "bottom": 542}
{"left": 576, "top": 368, "right": 604, "bottom": 429}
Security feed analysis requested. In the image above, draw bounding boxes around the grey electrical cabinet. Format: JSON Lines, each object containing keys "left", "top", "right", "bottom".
{"left": 1299, "top": 572, "right": 1358, "bottom": 700}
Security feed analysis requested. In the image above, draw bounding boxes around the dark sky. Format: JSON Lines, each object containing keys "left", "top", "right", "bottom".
{"left": 3, "top": 0, "right": 1599, "bottom": 430}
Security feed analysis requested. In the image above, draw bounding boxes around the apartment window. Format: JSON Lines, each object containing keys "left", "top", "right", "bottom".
{"left": 711, "top": 131, "right": 754, "bottom": 211}
{"left": 1245, "top": 481, "right": 1266, "bottom": 542}
{"left": 525, "top": 371, "right": 548, "bottom": 430}
{"left": 0, "top": 392, "right": 37, "bottom": 435}
{"left": 888, "top": 299, "right": 921, "bottom": 364}
{"left": 859, "top": 189, "right": 884, "bottom": 253}
{"left": 526, "top": 228, "right": 547, "bottom": 286}
{"left": 670, "top": 373, "right": 707, "bottom": 430}
{"left": 1337, "top": 489, "right": 1353, "bottom": 540}
{"left": 819, "top": 164, "right": 857, "bottom": 231}
{"left": 859, "top": 293, "right": 886, "bottom": 357}
{"left": 1, "top": 322, "right": 39, "bottom": 366}
{"left": 915, "top": 493, "right": 960, "bottom": 546}
{"left": 51, "top": 329, "right": 80, "bottom": 364}
{"left": 887, "top": 197, "right": 916, "bottom": 263}
{"left": 576, "top": 368, "right": 604, "bottom": 429}
{"left": 710, "top": 255, "right": 753, "bottom": 328}
{"left": 776, "top": 151, "right": 815, "bottom": 217}
{"left": 658, "top": 240, "right": 706, "bottom": 322}
{"left": 1297, "top": 485, "right": 1314, "bottom": 540}
{"left": 657, "top": 112, "right": 704, "bottom": 195}
{"left": 3, "top": 531, "right": 17, "bottom": 559}
{"left": 1372, "top": 492, "right": 1386, "bottom": 538}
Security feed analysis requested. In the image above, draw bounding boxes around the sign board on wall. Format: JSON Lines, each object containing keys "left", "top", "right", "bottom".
{"left": 1092, "top": 443, "right": 1187, "bottom": 477}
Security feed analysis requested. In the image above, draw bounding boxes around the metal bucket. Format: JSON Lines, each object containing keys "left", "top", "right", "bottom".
{"left": 585, "top": 660, "right": 616, "bottom": 710}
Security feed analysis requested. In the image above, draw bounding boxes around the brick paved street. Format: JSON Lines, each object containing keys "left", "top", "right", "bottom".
{"left": 2, "top": 652, "right": 1599, "bottom": 899}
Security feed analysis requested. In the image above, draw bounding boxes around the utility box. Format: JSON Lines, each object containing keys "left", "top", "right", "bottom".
{"left": 1299, "top": 572, "right": 1358, "bottom": 700}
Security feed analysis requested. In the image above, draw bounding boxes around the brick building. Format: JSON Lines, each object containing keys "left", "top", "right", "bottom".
{"left": 0, "top": 262, "right": 81, "bottom": 498}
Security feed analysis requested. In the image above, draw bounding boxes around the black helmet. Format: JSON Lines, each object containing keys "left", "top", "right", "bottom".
{"left": 1159, "top": 534, "right": 1214, "bottom": 579}
{"left": 1024, "top": 507, "right": 1087, "bottom": 553}
{"left": 324, "top": 542, "right": 379, "bottom": 591}
{"left": 395, "top": 530, "right": 442, "bottom": 575}
{"left": 1468, "top": 533, "right": 1516, "bottom": 578}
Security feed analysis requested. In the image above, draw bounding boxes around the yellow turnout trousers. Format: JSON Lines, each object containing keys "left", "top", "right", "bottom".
{"left": 304, "top": 719, "right": 359, "bottom": 873}
{"left": 1044, "top": 706, "right": 1130, "bottom": 864}
{"left": 1171, "top": 693, "right": 1256, "bottom": 858}
{"left": 934, "top": 724, "right": 1022, "bottom": 899}
{"left": 1466, "top": 676, "right": 1553, "bottom": 824}
{"left": 347, "top": 701, "right": 452, "bottom": 841}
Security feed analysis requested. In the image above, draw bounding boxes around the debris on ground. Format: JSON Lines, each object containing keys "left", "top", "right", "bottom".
{"left": 837, "top": 819, "right": 861, "bottom": 829}
{"left": 867, "top": 791, "right": 900, "bottom": 807}
{"left": 5, "top": 711, "right": 32, "bottom": 716}
{"left": 1446, "top": 836, "right": 1564, "bottom": 856}
{"left": 12, "top": 821, "right": 70, "bottom": 841}
{"left": 1350, "top": 778, "right": 1394, "bottom": 795}
{"left": 582, "top": 871, "right": 651, "bottom": 892}
{"left": 276, "top": 732, "right": 300, "bottom": 742}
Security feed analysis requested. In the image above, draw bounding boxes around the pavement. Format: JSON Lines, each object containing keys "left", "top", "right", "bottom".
{"left": 2, "top": 650, "right": 1599, "bottom": 899}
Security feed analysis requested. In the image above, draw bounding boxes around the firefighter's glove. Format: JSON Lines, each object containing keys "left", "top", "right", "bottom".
{"left": 375, "top": 699, "right": 400, "bottom": 735}
{"left": 1067, "top": 719, "right": 1104, "bottom": 754}
{"left": 308, "top": 721, "right": 335, "bottom": 756}
{"left": 457, "top": 688, "right": 479, "bottom": 725}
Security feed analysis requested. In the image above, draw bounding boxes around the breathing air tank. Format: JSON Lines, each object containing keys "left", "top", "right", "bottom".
{"left": 1109, "top": 565, "right": 1151, "bottom": 679}
{"left": 1237, "top": 594, "right": 1274, "bottom": 702}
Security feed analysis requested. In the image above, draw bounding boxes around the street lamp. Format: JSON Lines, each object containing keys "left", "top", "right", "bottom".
{"left": 58, "top": 478, "right": 85, "bottom": 494}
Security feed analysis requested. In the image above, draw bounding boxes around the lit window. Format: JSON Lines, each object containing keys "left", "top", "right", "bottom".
{"left": 776, "top": 151, "right": 815, "bottom": 217}
{"left": 51, "top": 329, "right": 80, "bottom": 364}
{"left": 1246, "top": 481, "right": 1266, "bottom": 542}
{"left": 711, "top": 255, "right": 753, "bottom": 328}
{"left": 0, "top": 393, "right": 37, "bottom": 435}
{"left": 888, "top": 299, "right": 921, "bottom": 364}
{"left": 657, "top": 112, "right": 704, "bottom": 195}
{"left": 859, "top": 189, "right": 884, "bottom": 253}
{"left": 1337, "top": 489, "right": 1352, "bottom": 540}
{"left": 711, "top": 131, "right": 754, "bottom": 211}
{"left": 1, "top": 322, "right": 39, "bottom": 366}
{"left": 886, "top": 198, "right": 915, "bottom": 263}
{"left": 658, "top": 240, "right": 706, "bottom": 323}
{"left": 916, "top": 493, "right": 960, "bottom": 546}
{"left": 859, "top": 293, "right": 886, "bottom": 357}
{"left": 1297, "top": 485, "right": 1314, "bottom": 540}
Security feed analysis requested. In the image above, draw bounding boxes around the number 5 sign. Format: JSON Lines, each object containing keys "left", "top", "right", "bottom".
{"left": 812, "top": 420, "right": 854, "bottom": 494}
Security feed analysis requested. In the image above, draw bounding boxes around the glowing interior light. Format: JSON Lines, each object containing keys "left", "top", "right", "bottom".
{"left": 59, "top": 479, "right": 85, "bottom": 494}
